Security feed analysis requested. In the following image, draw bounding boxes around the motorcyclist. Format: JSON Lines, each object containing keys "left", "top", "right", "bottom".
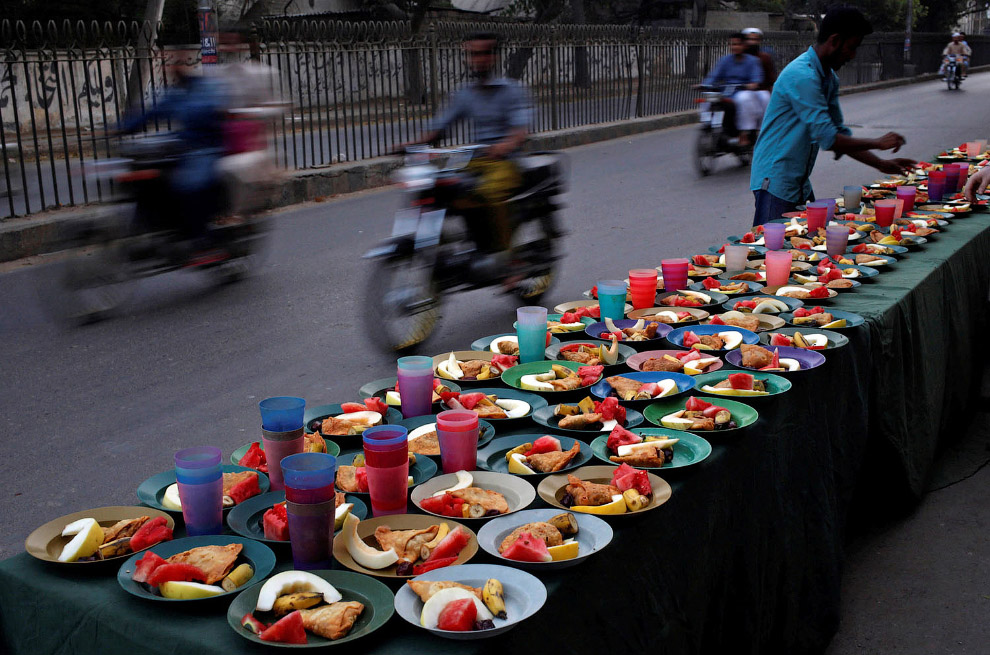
{"left": 699, "top": 32, "right": 763, "bottom": 147}
{"left": 743, "top": 27, "right": 775, "bottom": 129}
{"left": 941, "top": 32, "right": 971, "bottom": 79}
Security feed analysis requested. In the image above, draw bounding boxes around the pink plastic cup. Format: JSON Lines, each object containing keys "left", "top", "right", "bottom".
{"left": 874, "top": 199, "right": 897, "bottom": 229}
{"left": 436, "top": 410, "right": 479, "bottom": 474}
{"left": 805, "top": 202, "right": 829, "bottom": 233}
{"left": 660, "top": 258, "right": 689, "bottom": 292}
{"left": 953, "top": 163, "right": 969, "bottom": 190}
{"left": 825, "top": 225, "right": 849, "bottom": 258}
{"left": 764, "top": 250, "right": 793, "bottom": 287}
{"left": 628, "top": 269, "right": 659, "bottom": 309}
{"left": 966, "top": 141, "right": 981, "bottom": 158}
{"left": 895, "top": 186, "right": 915, "bottom": 213}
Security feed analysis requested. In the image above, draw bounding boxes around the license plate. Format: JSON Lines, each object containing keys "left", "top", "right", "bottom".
{"left": 414, "top": 209, "right": 445, "bottom": 247}
{"left": 700, "top": 110, "right": 711, "bottom": 122}
{"left": 712, "top": 111, "right": 724, "bottom": 128}
{"left": 390, "top": 208, "right": 420, "bottom": 237}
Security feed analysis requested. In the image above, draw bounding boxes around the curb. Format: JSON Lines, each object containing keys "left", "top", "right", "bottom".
{"left": 0, "top": 70, "right": 978, "bottom": 263}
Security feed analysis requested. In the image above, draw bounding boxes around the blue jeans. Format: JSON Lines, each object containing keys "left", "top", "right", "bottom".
{"left": 752, "top": 189, "right": 800, "bottom": 227}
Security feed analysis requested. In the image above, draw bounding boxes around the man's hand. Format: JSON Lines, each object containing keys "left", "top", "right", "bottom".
{"left": 875, "top": 158, "right": 915, "bottom": 175}
{"left": 873, "top": 132, "right": 906, "bottom": 153}
{"left": 963, "top": 165, "right": 990, "bottom": 202}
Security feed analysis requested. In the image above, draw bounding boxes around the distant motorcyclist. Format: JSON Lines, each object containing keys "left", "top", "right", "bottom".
{"left": 699, "top": 32, "right": 763, "bottom": 147}
{"left": 941, "top": 32, "right": 971, "bottom": 78}
{"left": 743, "top": 27, "right": 775, "bottom": 129}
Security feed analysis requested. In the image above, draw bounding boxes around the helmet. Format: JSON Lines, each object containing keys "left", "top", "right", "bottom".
{"left": 952, "top": 32, "right": 962, "bottom": 37}
{"left": 742, "top": 28, "right": 763, "bottom": 36}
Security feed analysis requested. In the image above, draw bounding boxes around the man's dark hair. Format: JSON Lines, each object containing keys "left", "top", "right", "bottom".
{"left": 730, "top": 32, "right": 746, "bottom": 42}
{"left": 818, "top": 5, "right": 873, "bottom": 44}
{"left": 464, "top": 32, "right": 499, "bottom": 47}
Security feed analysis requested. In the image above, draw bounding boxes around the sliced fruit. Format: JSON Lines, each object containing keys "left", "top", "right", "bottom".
{"left": 385, "top": 390, "right": 402, "bottom": 406}
{"left": 432, "top": 470, "right": 473, "bottom": 497}
{"left": 718, "top": 331, "right": 744, "bottom": 350}
{"left": 660, "top": 414, "right": 695, "bottom": 430}
{"left": 437, "top": 353, "right": 464, "bottom": 380}
{"left": 420, "top": 587, "right": 494, "bottom": 628}
{"left": 482, "top": 578, "right": 508, "bottom": 619}
{"left": 159, "top": 580, "right": 226, "bottom": 600}
{"left": 259, "top": 610, "right": 308, "bottom": 644}
{"left": 655, "top": 379, "right": 679, "bottom": 398}
{"left": 272, "top": 591, "right": 324, "bottom": 616}
{"left": 437, "top": 597, "right": 478, "bottom": 631}
{"left": 519, "top": 374, "right": 555, "bottom": 392}
{"left": 495, "top": 398, "right": 530, "bottom": 418}
{"left": 489, "top": 336, "right": 518, "bottom": 354}
{"left": 822, "top": 319, "right": 847, "bottom": 328}
{"left": 57, "top": 518, "right": 103, "bottom": 563}
{"left": 700, "top": 384, "right": 768, "bottom": 397}
{"left": 340, "top": 514, "right": 400, "bottom": 571}
{"left": 622, "top": 488, "right": 650, "bottom": 512}
{"left": 241, "top": 613, "right": 268, "bottom": 635}
{"left": 256, "top": 570, "right": 343, "bottom": 611}
{"left": 162, "top": 483, "right": 182, "bottom": 511}
{"left": 571, "top": 494, "right": 627, "bottom": 515}
{"left": 507, "top": 453, "right": 536, "bottom": 475}
{"left": 501, "top": 532, "right": 555, "bottom": 561}
{"left": 779, "top": 358, "right": 802, "bottom": 371}
{"left": 547, "top": 540, "right": 579, "bottom": 561}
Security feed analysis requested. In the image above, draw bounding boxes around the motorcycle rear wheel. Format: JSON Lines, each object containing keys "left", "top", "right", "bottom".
{"left": 365, "top": 254, "right": 441, "bottom": 354}
{"left": 57, "top": 242, "right": 133, "bottom": 325}
{"left": 695, "top": 129, "right": 718, "bottom": 176}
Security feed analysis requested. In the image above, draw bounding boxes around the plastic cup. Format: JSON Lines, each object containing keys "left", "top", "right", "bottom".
{"left": 397, "top": 356, "right": 434, "bottom": 419}
{"left": 628, "top": 269, "right": 659, "bottom": 309}
{"left": 362, "top": 426, "right": 409, "bottom": 517}
{"left": 281, "top": 453, "right": 336, "bottom": 570}
{"left": 927, "top": 170, "right": 946, "bottom": 202}
{"left": 843, "top": 186, "right": 862, "bottom": 212}
{"left": 895, "top": 186, "right": 915, "bottom": 213}
{"left": 826, "top": 225, "right": 849, "bottom": 258}
{"left": 874, "top": 199, "right": 897, "bottom": 229}
{"left": 763, "top": 223, "right": 786, "bottom": 250}
{"left": 259, "top": 396, "right": 307, "bottom": 492}
{"left": 174, "top": 446, "right": 223, "bottom": 536}
{"left": 723, "top": 245, "right": 749, "bottom": 272}
{"left": 596, "top": 281, "right": 627, "bottom": 321}
{"left": 436, "top": 410, "right": 479, "bottom": 474}
{"left": 943, "top": 167, "right": 960, "bottom": 193}
{"left": 259, "top": 397, "right": 305, "bottom": 432}
{"left": 893, "top": 198, "right": 904, "bottom": 220}
{"left": 660, "top": 259, "right": 689, "bottom": 292}
{"left": 805, "top": 201, "right": 829, "bottom": 233}
{"left": 516, "top": 306, "right": 549, "bottom": 363}
{"left": 953, "top": 163, "right": 969, "bottom": 190}
{"left": 764, "top": 250, "right": 792, "bottom": 287}
{"left": 966, "top": 141, "right": 981, "bottom": 158}
{"left": 823, "top": 198, "right": 837, "bottom": 222}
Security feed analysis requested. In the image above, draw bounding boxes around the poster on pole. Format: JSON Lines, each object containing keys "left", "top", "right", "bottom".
{"left": 198, "top": 2, "right": 219, "bottom": 65}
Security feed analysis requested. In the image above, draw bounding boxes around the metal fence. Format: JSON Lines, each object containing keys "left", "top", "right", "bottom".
{"left": 1, "top": 19, "right": 986, "bottom": 219}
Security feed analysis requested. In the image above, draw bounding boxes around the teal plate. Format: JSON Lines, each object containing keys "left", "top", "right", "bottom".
{"left": 117, "top": 535, "right": 276, "bottom": 603}
{"left": 531, "top": 404, "right": 645, "bottom": 435}
{"left": 397, "top": 414, "right": 496, "bottom": 454}
{"left": 500, "top": 360, "right": 602, "bottom": 397}
{"left": 227, "top": 570, "right": 394, "bottom": 647}
{"left": 305, "top": 403, "right": 403, "bottom": 440}
{"left": 476, "top": 434, "right": 592, "bottom": 477}
{"left": 440, "top": 387, "right": 549, "bottom": 422}
{"left": 471, "top": 332, "right": 561, "bottom": 352}
{"left": 334, "top": 452, "right": 437, "bottom": 495}
{"left": 690, "top": 371, "right": 792, "bottom": 400}
{"left": 357, "top": 377, "right": 462, "bottom": 409}
{"left": 230, "top": 439, "right": 340, "bottom": 467}
{"left": 136, "top": 465, "right": 270, "bottom": 515}
{"left": 590, "top": 428, "right": 712, "bottom": 470}
{"left": 643, "top": 396, "right": 759, "bottom": 434}
{"left": 226, "top": 490, "right": 368, "bottom": 545}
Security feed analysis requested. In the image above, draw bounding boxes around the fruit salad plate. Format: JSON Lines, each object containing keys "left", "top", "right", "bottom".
{"left": 583, "top": 318, "right": 673, "bottom": 350}
{"left": 227, "top": 491, "right": 368, "bottom": 546}
{"left": 228, "top": 569, "right": 394, "bottom": 648}
{"left": 759, "top": 327, "right": 848, "bottom": 351}
{"left": 654, "top": 289, "right": 729, "bottom": 312}
{"left": 397, "top": 414, "right": 496, "bottom": 456}
{"left": 725, "top": 345, "right": 826, "bottom": 374}
{"left": 358, "top": 377, "right": 462, "bottom": 412}
{"left": 471, "top": 332, "right": 560, "bottom": 353}
{"left": 531, "top": 403, "right": 645, "bottom": 435}
{"left": 721, "top": 295, "right": 804, "bottom": 315}
{"left": 700, "top": 312, "right": 785, "bottom": 332}
{"left": 689, "top": 371, "right": 791, "bottom": 400}
{"left": 25, "top": 506, "right": 176, "bottom": 566}
{"left": 590, "top": 428, "right": 712, "bottom": 471}
{"left": 476, "top": 435, "right": 593, "bottom": 478}
{"left": 394, "top": 564, "right": 547, "bottom": 639}
{"left": 231, "top": 439, "right": 340, "bottom": 468}
{"left": 305, "top": 403, "right": 403, "bottom": 440}
{"left": 625, "top": 349, "right": 725, "bottom": 375}
{"left": 476, "top": 508, "right": 613, "bottom": 571}
{"left": 537, "top": 465, "right": 672, "bottom": 520}
{"left": 688, "top": 279, "right": 764, "bottom": 296}
{"left": 438, "top": 387, "right": 548, "bottom": 423}
{"left": 333, "top": 452, "right": 437, "bottom": 496}
{"left": 589, "top": 371, "right": 695, "bottom": 409}
{"left": 779, "top": 308, "right": 865, "bottom": 331}
{"left": 500, "top": 360, "right": 604, "bottom": 397}
{"left": 136, "top": 465, "right": 270, "bottom": 516}
{"left": 643, "top": 396, "right": 758, "bottom": 434}
{"left": 117, "top": 535, "right": 276, "bottom": 603}
{"left": 544, "top": 339, "right": 637, "bottom": 375}
{"left": 625, "top": 306, "right": 709, "bottom": 325}
{"left": 410, "top": 471, "right": 537, "bottom": 522}
{"left": 666, "top": 324, "right": 759, "bottom": 352}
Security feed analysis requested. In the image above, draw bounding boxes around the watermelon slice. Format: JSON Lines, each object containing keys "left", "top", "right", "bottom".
{"left": 355, "top": 467, "right": 370, "bottom": 493}
{"left": 611, "top": 463, "right": 652, "bottom": 495}
{"left": 734, "top": 300, "right": 758, "bottom": 310}
{"left": 363, "top": 397, "right": 389, "bottom": 414}
{"left": 260, "top": 611, "right": 307, "bottom": 645}
{"left": 457, "top": 392, "right": 486, "bottom": 410}
{"left": 692, "top": 255, "right": 710, "bottom": 266}
{"left": 741, "top": 232, "right": 755, "bottom": 244}
{"left": 685, "top": 396, "right": 712, "bottom": 412}
{"left": 852, "top": 244, "right": 868, "bottom": 253}
{"left": 425, "top": 526, "right": 469, "bottom": 562}
{"left": 637, "top": 382, "right": 660, "bottom": 397}
{"left": 440, "top": 391, "right": 460, "bottom": 405}
{"left": 228, "top": 474, "right": 261, "bottom": 504}
{"left": 770, "top": 333, "right": 792, "bottom": 346}
{"left": 728, "top": 373, "right": 754, "bottom": 390}
{"left": 594, "top": 397, "right": 626, "bottom": 423}
{"left": 146, "top": 563, "right": 208, "bottom": 586}
{"left": 437, "top": 598, "right": 478, "bottom": 632}
{"left": 339, "top": 402, "right": 366, "bottom": 414}
{"left": 701, "top": 404, "right": 729, "bottom": 419}
{"left": 808, "top": 286, "right": 830, "bottom": 299}
{"left": 676, "top": 350, "right": 702, "bottom": 362}
{"left": 717, "top": 244, "right": 727, "bottom": 254}
{"left": 525, "top": 436, "right": 561, "bottom": 457}
{"left": 708, "top": 315, "right": 726, "bottom": 325}
{"left": 237, "top": 442, "right": 267, "bottom": 472}
{"left": 413, "top": 556, "right": 459, "bottom": 575}
{"left": 702, "top": 277, "right": 722, "bottom": 290}
{"left": 674, "top": 297, "right": 702, "bottom": 307}
{"left": 263, "top": 503, "right": 289, "bottom": 541}
{"left": 759, "top": 348, "right": 781, "bottom": 371}
{"left": 130, "top": 516, "right": 173, "bottom": 552}
{"left": 590, "top": 285, "right": 598, "bottom": 298}
{"left": 606, "top": 425, "right": 643, "bottom": 452}
{"left": 501, "top": 533, "right": 552, "bottom": 562}
{"left": 560, "top": 311, "right": 581, "bottom": 324}
{"left": 682, "top": 331, "right": 700, "bottom": 348}
{"left": 132, "top": 551, "right": 167, "bottom": 583}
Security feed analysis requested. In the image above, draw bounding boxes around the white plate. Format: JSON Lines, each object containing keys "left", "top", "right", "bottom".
{"left": 475, "top": 508, "right": 613, "bottom": 571}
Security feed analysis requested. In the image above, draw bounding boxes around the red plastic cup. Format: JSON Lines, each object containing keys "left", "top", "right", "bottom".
{"left": 895, "top": 186, "right": 915, "bottom": 213}
{"left": 874, "top": 199, "right": 897, "bottom": 228}
{"left": 764, "top": 250, "right": 793, "bottom": 287}
{"left": 362, "top": 426, "right": 409, "bottom": 517}
{"left": 928, "top": 170, "right": 947, "bottom": 202}
{"left": 943, "top": 167, "right": 960, "bottom": 193}
{"left": 953, "top": 163, "right": 969, "bottom": 190}
{"left": 436, "top": 410, "right": 479, "bottom": 474}
{"left": 628, "top": 268, "right": 659, "bottom": 309}
{"left": 805, "top": 202, "right": 828, "bottom": 233}
{"left": 660, "top": 259, "right": 689, "bottom": 292}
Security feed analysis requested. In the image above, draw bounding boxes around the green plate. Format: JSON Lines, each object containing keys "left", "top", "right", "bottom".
{"left": 477, "top": 434, "right": 592, "bottom": 477}
{"left": 396, "top": 414, "right": 496, "bottom": 454}
{"left": 690, "top": 371, "right": 792, "bottom": 400}
{"left": 334, "top": 452, "right": 437, "bottom": 495}
{"left": 230, "top": 439, "right": 340, "bottom": 467}
{"left": 116, "top": 535, "right": 276, "bottom": 603}
{"left": 227, "top": 570, "right": 394, "bottom": 647}
{"left": 643, "top": 396, "right": 759, "bottom": 434}
{"left": 136, "top": 465, "right": 270, "bottom": 515}
{"left": 590, "top": 428, "right": 712, "bottom": 471}
{"left": 439, "top": 387, "right": 549, "bottom": 422}
{"left": 304, "top": 403, "right": 403, "bottom": 436}
{"left": 500, "top": 360, "right": 602, "bottom": 396}
{"left": 758, "top": 327, "right": 849, "bottom": 350}
{"left": 531, "top": 404, "right": 644, "bottom": 435}
{"left": 226, "top": 491, "right": 368, "bottom": 546}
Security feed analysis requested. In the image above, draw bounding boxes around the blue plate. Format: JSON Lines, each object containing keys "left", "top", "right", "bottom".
{"left": 136, "top": 465, "right": 270, "bottom": 515}
{"left": 590, "top": 371, "right": 695, "bottom": 409}
{"left": 725, "top": 345, "right": 826, "bottom": 373}
{"left": 477, "top": 435, "right": 592, "bottom": 477}
{"left": 720, "top": 295, "right": 804, "bottom": 314}
{"left": 226, "top": 490, "right": 368, "bottom": 545}
{"left": 334, "top": 452, "right": 437, "bottom": 495}
{"left": 666, "top": 324, "right": 760, "bottom": 352}
{"left": 779, "top": 309, "right": 865, "bottom": 331}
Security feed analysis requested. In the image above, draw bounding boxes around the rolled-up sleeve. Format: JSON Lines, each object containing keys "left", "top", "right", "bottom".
{"left": 786, "top": 74, "right": 841, "bottom": 150}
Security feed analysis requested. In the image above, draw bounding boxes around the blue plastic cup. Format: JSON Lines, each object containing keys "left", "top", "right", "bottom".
{"left": 281, "top": 453, "right": 337, "bottom": 501}
{"left": 281, "top": 453, "right": 337, "bottom": 570}
{"left": 174, "top": 446, "right": 223, "bottom": 536}
{"left": 259, "top": 396, "right": 305, "bottom": 432}
{"left": 597, "top": 280, "right": 627, "bottom": 321}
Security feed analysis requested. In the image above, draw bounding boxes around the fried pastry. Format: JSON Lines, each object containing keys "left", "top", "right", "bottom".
{"left": 825, "top": 278, "right": 854, "bottom": 289}
{"left": 498, "top": 522, "right": 562, "bottom": 553}
{"left": 299, "top": 602, "right": 365, "bottom": 640}
{"left": 623, "top": 322, "right": 659, "bottom": 340}
{"left": 472, "top": 399, "right": 508, "bottom": 420}
{"left": 549, "top": 376, "right": 582, "bottom": 391}
{"left": 720, "top": 314, "right": 761, "bottom": 331}
{"left": 407, "top": 580, "right": 482, "bottom": 603}
{"left": 609, "top": 444, "right": 667, "bottom": 467}
{"left": 729, "top": 272, "right": 761, "bottom": 282}
{"left": 336, "top": 466, "right": 361, "bottom": 493}
{"left": 560, "top": 350, "right": 601, "bottom": 366}
{"left": 698, "top": 334, "right": 724, "bottom": 349}
{"left": 101, "top": 516, "right": 150, "bottom": 543}
{"left": 374, "top": 525, "right": 439, "bottom": 562}
{"left": 450, "top": 487, "right": 509, "bottom": 514}
{"left": 558, "top": 412, "right": 602, "bottom": 430}
{"left": 740, "top": 344, "right": 774, "bottom": 369}
{"left": 606, "top": 375, "right": 643, "bottom": 400}
{"left": 408, "top": 429, "right": 441, "bottom": 456}
{"left": 526, "top": 442, "right": 580, "bottom": 472}
{"left": 778, "top": 288, "right": 811, "bottom": 299}
{"left": 459, "top": 360, "right": 487, "bottom": 378}
{"left": 641, "top": 357, "right": 683, "bottom": 373}
{"left": 565, "top": 474, "right": 620, "bottom": 505}
{"left": 166, "top": 544, "right": 242, "bottom": 584}
{"left": 497, "top": 341, "right": 520, "bottom": 356}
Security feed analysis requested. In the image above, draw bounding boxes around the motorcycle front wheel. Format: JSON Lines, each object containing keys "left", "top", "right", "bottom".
{"left": 364, "top": 254, "right": 441, "bottom": 354}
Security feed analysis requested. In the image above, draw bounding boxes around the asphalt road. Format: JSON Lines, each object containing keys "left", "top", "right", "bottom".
{"left": 1, "top": 73, "right": 988, "bottom": 650}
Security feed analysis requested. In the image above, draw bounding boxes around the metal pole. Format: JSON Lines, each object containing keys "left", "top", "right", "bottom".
{"left": 904, "top": 0, "right": 913, "bottom": 66}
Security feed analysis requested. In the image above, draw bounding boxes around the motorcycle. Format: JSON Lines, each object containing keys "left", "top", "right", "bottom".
{"left": 56, "top": 132, "right": 271, "bottom": 323}
{"left": 363, "top": 145, "right": 566, "bottom": 353}
{"left": 943, "top": 55, "right": 963, "bottom": 90}
{"left": 694, "top": 84, "right": 755, "bottom": 176}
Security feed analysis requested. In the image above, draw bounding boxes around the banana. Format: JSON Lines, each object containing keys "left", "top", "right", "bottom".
{"left": 793, "top": 332, "right": 809, "bottom": 348}
{"left": 98, "top": 537, "right": 132, "bottom": 559}
{"left": 623, "top": 488, "right": 650, "bottom": 512}
{"left": 482, "top": 578, "right": 507, "bottom": 620}
{"left": 271, "top": 591, "right": 325, "bottom": 615}
{"left": 221, "top": 563, "right": 255, "bottom": 592}
{"left": 504, "top": 443, "right": 532, "bottom": 461}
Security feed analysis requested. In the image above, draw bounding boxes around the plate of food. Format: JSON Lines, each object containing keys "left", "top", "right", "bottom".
{"left": 136, "top": 465, "right": 269, "bottom": 515}
{"left": 707, "top": 243, "right": 767, "bottom": 256}
{"left": 470, "top": 332, "right": 560, "bottom": 355}
{"left": 477, "top": 435, "right": 592, "bottom": 477}
{"left": 865, "top": 229, "right": 928, "bottom": 248}
{"left": 500, "top": 360, "right": 604, "bottom": 396}
{"left": 229, "top": 569, "right": 394, "bottom": 647}
{"left": 655, "top": 289, "right": 729, "bottom": 311}
{"left": 590, "top": 371, "right": 695, "bottom": 409}
{"left": 687, "top": 264, "right": 725, "bottom": 278}
{"left": 689, "top": 278, "right": 763, "bottom": 296}
{"left": 439, "top": 388, "right": 548, "bottom": 422}
{"left": 476, "top": 508, "right": 613, "bottom": 570}
{"left": 513, "top": 312, "right": 596, "bottom": 340}
{"left": 917, "top": 202, "right": 971, "bottom": 215}
{"left": 410, "top": 470, "right": 536, "bottom": 521}
{"left": 792, "top": 262, "right": 879, "bottom": 282}
{"left": 643, "top": 395, "right": 758, "bottom": 434}
{"left": 625, "top": 306, "right": 709, "bottom": 325}
{"left": 393, "top": 564, "right": 546, "bottom": 639}
{"left": 226, "top": 491, "right": 367, "bottom": 545}
{"left": 700, "top": 310, "right": 785, "bottom": 332}
{"left": 590, "top": 427, "right": 712, "bottom": 471}
{"left": 552, "top": 300, "right": 631, "bottom": 317}
{"left": 332, "top": 514, "right": 478, "bottom": 579}
{"left": 689, "top": 371, "right": 792, "bottom": 399}
{"left": 232, "top": 438, "right": 340, "bottom": 472}
{"left": 532, "top": 397, "right": 644, "bottom": 435}
{"left": 725, "top": 344, "right": 826, "bottom": 374}
{"left": 759, "top": 327, "right": 849, "bottom": 351}
{"left": 786, "top": 276, "right": 861, "bottom": 292}
{"left": 358, "top": 377, "right": 462, "bottom": 412}
{"left": 830, "top": 252, "right": 897, "bottom": 268}
{"left": 333, "top": 452, "right": 437, "bottom": 495}
{"left": 726, "top": 231, "right": 767, "bottom": 247}
{"left": 537, "top": 465, "right": 672, "bottom": 519}
{"left": 666, "top": 324, "right": 759, "bottom": 352}
{"left": 721, "top": 296, "right": 804, "bottom": 315}
{"left": 784, "top": 248, "right": 827, "bottom": 264}
{"left": 306, "top": 402, "right": 403, "bottom": 439}
{"left": 717, "top": 269, "right": 768, "bottom": 283}
{"left": 432, "top": 351, "right": 515, "bottom": 386}
{"left": 625, "top": 349, "right": 724, "bottom": 375}
{"left": 25, "top": 507, "right": 176, "bottom": 566}
{"left": 761, "top": 284, "right": 838, "bottom": 302}
{"left": 584, "top": 318, "right": 673, "bottom": 348}
{"left": 780, "top": 307, "right": 864, "bottom": 330}
{"left": 544, "top": 338, "right": 636, "bottom": 374}
{"left": 117, "top": 535, "right": 276, "bottom": 602}
{"left": 397, "top": 415, "right": 496, "bottom": 457}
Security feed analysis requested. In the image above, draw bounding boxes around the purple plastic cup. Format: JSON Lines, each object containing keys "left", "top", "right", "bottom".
{"left": 763, "top": 223, "right": 786, "bottom": 250}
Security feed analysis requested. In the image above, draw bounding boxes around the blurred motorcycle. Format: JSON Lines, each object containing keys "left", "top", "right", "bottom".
{"left": 943, "top": 55, "right": 963, "bottom": 90}
{"left": 364, "top": 145, "right": 566, "bottom": 353}
{"left": 694, "top": 84, "right": 755, "bottom": 176}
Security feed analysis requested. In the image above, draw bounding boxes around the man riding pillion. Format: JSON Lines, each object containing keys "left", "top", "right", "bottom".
{"left": 743, "top": 28, "right": 776, "bottom": 129}
{"left": 698, "top": 33, "right": 763, "bottom": 147}
{"left": 941, "top": 32, "right": 971, "bottom": 79}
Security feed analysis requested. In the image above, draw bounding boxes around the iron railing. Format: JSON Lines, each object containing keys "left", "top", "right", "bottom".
{"left": 1, "top": 19, "right": 985, "bottom": 218}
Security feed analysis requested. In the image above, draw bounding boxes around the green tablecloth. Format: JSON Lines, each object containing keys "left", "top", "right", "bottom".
{"left": 2, "top": 212, "right": 988, "bottom": 655}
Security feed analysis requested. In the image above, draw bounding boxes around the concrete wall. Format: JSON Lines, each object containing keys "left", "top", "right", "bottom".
{"left": 704, "top": 12, "right": 772, "bottom": 32}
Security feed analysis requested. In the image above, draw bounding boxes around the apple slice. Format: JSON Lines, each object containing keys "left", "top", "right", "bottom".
{"left": 718, "top": 331, "right": 744, "bottom": 350}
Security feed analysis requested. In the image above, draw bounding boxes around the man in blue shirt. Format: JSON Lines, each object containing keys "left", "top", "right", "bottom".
{"left": 749, "top": 6, "right": 914, "bottom": 226}
{"left": 702, "top": 33, "right": 763, "bottom": 146}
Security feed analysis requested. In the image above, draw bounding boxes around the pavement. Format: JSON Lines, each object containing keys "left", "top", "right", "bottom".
{"left": 1, "top": 72, "right": 989, "bottom": 652}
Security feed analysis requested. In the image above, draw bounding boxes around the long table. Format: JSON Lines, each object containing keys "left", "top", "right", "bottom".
{"left": 2, "top": 210, "right": 988, "bottom": 655}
